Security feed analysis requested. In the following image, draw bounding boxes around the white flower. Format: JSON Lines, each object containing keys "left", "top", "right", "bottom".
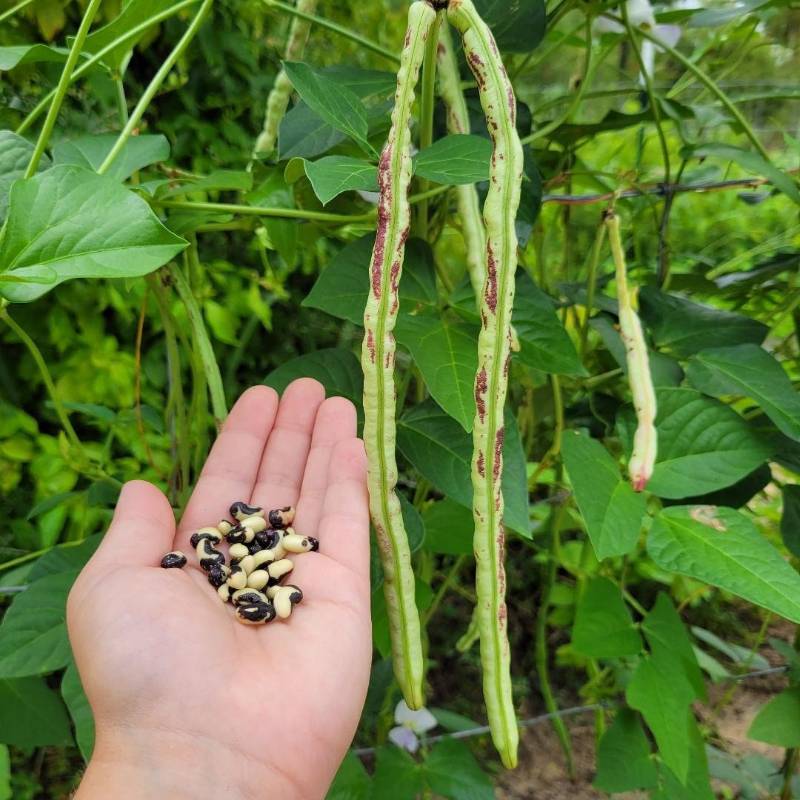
{"left": 387, "top": 700, "right": 438, "bottom": 753}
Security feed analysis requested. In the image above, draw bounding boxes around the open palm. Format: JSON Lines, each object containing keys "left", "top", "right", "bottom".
{"left": 67, "top": 380, "right": 372, "bottom": 800}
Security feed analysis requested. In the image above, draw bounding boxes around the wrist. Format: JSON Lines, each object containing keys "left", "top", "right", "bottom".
{"left": 75, "top": 724, "right": 305, "bottom": 800}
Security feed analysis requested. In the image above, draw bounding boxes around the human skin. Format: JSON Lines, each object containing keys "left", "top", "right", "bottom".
{"left": 67, "top": 379, "right": 372, "bottom": 800}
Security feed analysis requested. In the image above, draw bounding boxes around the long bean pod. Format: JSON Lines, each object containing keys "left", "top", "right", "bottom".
{"left": 361, "top": 0, "right": 436, "bottom": 710}
{"left": 447, "top": 0, "right": 524, "bottom": 769}
{"left": 605, "top": 210, "right": 657, "bottom": 491}
{"left": 253, "top": 0, "right": 318, "bottom": 159}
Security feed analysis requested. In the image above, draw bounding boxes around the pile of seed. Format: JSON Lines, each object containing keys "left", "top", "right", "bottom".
{"left": 159, "top": 502, "right": 319, "bottom": 625}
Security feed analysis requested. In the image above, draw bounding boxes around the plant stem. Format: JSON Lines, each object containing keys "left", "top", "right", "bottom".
{"left": 604, "top": 14, "right": 771, "bottom": 163}
{"left": 0, "top": 306, "right": 85, "bottom": 458}
{"left": 259, "top": 0, "right": 399, "bottom": 64}
{"left": 97, "top": 0, "right": 214, "bottom": 176}
{"left": 781, "top": 748, "right": 798, "bottom": 800}
{"left": 422, "top": 555, "right": 466, "bottom": 626}
{"left": 0, "top": 0, "right": 35, "bottom": 24}
{"left": 24, "top": 0, "right": 103, "bottom": 178}
{"left": 16, "top": 0, "right": 201, "bottom": 135}
{"left": 415, "top": 10, "right": 443, "bottom": 240}
{"left": 169, "top": 252, "right": 227, "bottom": 428}
{"left": 114, "top": 74, "right": 129, "bottom": 125}
{"left": 578, "top": 219, "right": 607, "bottom": 359}
{"left": 155, "top": 199, "right": 373, "bottom": 223}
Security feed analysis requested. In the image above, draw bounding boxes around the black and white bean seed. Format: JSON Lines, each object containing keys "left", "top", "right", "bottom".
{"left": 251, "top": 550, "right": 276, "bottom": 569}
{"left": 235, "top": 601, "right": 276, "bottom": 625}
{"left": 196, "top": 538, "right": 225, "bottom": 571}
{"left": 207, "top": 563, "right": 230, "bottom": 589}
{"left": 229, "top": 501, "right": 264, "bottom": 521}
{"left": 273, "top": 585, "right": 303, "bottom": 619}
{"left": 190, "top": 527, "right": 223, "bottom": 548}
{"left": 218, "top": 584, "right": 233, "bottom": 603}
{"left": 218, "top": 520, "right": 233, "bottom": 536}
{"left": 246, "top": 570, "right": 270, "bottom": 590}
{"left": 228, "top": 543, "right": 250, "bottom": 562}
{"left": 232, "top": 588, "right": 268, "bottom": 606}
{"left": 268, "top": 506, "right": 295, "bottom": 529}
{"left": 160, "top": 551, "right": 187, "bottom": 569}
{"left": 282, "top": 533, "right": 319, "bottom": 554}
{"left": 254, "top": 529, "right": 281, "bottom": 550}
{"left": 227, "top": 565, "right": 248, "bottom": 590}
{"left": 267, "top": 559, "right": 294, "bottom": 581}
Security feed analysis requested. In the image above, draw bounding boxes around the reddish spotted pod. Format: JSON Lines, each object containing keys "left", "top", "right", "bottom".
{"left": 360, "top": 0, "right": 438, "bottom": 711}
{"left": 605, "top": 209, "right": 657, "bottom": 491}
{"left": 447, "top": 0, "right": 524, "bottom": 769}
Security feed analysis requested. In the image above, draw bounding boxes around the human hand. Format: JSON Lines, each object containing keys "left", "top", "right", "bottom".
{"left": 67, "top": 380, "right": 372, "bottom": 800}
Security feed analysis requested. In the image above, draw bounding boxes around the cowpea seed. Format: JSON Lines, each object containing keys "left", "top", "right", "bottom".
{"left": 160, "top": 551, "right": 187, "bottom": 569}
{"left": 273, "top": 585, "right": 303, "bottom": 619}
{"left": 239, "top": 515, "right": 267, "bottom": 534}
{"left": 230, "top": 501, "right": 264, "bottom": 521}
{"left": 267, "top": 558, "right": 293, "bottom": 582}
{"left": 266, "top": 585, "right": 280, "bottom": 600}
{"left": 207, "top": 563, "right": 230, "bottom": 589}
{"left": 268, "top": 506, "right": 295, "bottom": 529}
{"left": 190, "top": 527, "right": 223, "bottom": 547}
{"left": 196, "top": 538, "right": 225, "bottom": 571}
{"left": 228, "top": 543, "right": 250, "bottom": 562}
{"left": 227, "top": 566, "right": 248, "bottom": 591}
{"left": 218, "top": 584, "right": 232, "bottom": 603}
{"left": 235, "top": 601, "right": 276, "bottom": 625}
{"left": 226, "top": 523, "right": 255, "bottom": 545}
{"left": 282, "top": 533, "right": 320, "bottom": 554}
{"left": 246, "top": 570, "right": 270, "bottom": 590}
{"left": 251, "top": 550, "right": 276, "bottom": 569}
{"left": 232, "top": 588, "right": 268, "bottom": 606}
{"left": 218, "top": 520, "right": 233, "bottom": 536}
{"left": 238, "top": 555, "right": 256, "bottom": 576}
{"left": 254, "top": 529, "right": 281, "bottom": 550}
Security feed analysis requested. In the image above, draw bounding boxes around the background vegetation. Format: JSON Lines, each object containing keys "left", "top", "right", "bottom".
{"left": 1, "top": 0, "right": 799, "bottom": 797}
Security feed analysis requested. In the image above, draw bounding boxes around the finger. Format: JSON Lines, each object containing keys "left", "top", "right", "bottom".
{"left": 294, "top": 396, "right": 357, "bottom": 535}
{"left": 176, "top": 385, "right": 279, "bottom": 549}
{"left": 83, "top": 481, "right": 175, "bottom": 574}
{"left": 316, "top": 438, "right": 369, "bottom": 574}
{"left": 250, "top": 378, "right": 326, "bottom": 511}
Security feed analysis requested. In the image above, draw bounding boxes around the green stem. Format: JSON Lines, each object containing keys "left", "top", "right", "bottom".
{"left": 1, "top": 306, "right": 85, "bottom": 458}
{"left": 604, "top": 14, "right": 771, "bottom": 162}
{"left": 422, "top": 555, "right": 466, "bottom": 627}
{"left": 97, "top": 0, "right": 214, "bottom": 176}
{"left": 0, "top": 0, "right": 35, "bottom": 24}
{"left": 415, "top": 10, "right": 443, "bottom": 240}
{"left": 24, "top": 0, "right": 104, "bottom": 178}
{"left": 16, "top": 0, "right": 201, "bottom": 136}
{"left": 0, "top": 539, "right": 86, "bottom": 574}
{"left": 781, "top": 748, "right": 798, "bottom": 800}
{"left": 114, "top": 74, "right": 129, "bottom": 126}
{"left": 155, "top": 199, "right": 373, "bottom": 223}
{"left": 621, "top": 6, "right": 670, "bottom": 186}
{"left": 169, "top": 252, "right": 227, "bottom": 428}
{"left": 259, "top": 0, "right": 399, "bottom": 63}
{"left": 578, "top": 219, "right": 607, "bottom": 359}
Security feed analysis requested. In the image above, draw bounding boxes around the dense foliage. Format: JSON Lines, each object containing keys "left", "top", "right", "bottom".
{"left": 1, "top": 0, "right": 800, "bottom": 796}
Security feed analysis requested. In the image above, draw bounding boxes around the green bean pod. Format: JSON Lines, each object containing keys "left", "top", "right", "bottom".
{"left": 448, "top": 0, "right": 523, "bottom": 769}
{"left": 361, "top": 0, "right": 436, "bottom": 710}
{"left": 605, "top": 210, "right": 657, "bottom": 491}
{"left": 253, "top": 0, "right": 318, "bottom": 159}
{"left": 436, "top": 24, "right": 486, "bottom": 303}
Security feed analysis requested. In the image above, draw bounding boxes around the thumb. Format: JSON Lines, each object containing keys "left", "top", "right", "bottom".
{"left": 84, "top": 480, "right": 176, "bottom": 575}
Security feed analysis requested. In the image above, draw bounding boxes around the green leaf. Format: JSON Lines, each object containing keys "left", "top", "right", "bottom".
{"left": 748, "top": 687, "right": 800, "bottom": 747}
{"left": 62, "top": 661, "right": 94, "bottom": 761}
{"left": 642, "top": 387, "right": 772, "bottom": 500}
{"left": 473, "top": 0, "right": 547, "bottom": 53}
{"left": 264, "top": 348, "right": 363, "bottom": 421}
{"left": 423, "top": 737, "right": 494, "bottom": 800}
{"left": 397, "top": 399, "right": 530, "bottom": 537}
{"left": 0, "top": 130, "right": 50, "bottom": 224}
{"left": 303, "top": 235, "right": 437, "bottom": 325}
{"left": 561, "top": 430, "right": 647, "bottom": 560}
{"left": 643, "top": 593, "right": 706, "bottom": 700}
{"left": 0, "top": 165, "right": 186, "bottom": 303}
{"left": 299, "top": 156, "right": 377, "bottom": 205}
{"left": 572, "top": 577, "right": 642, "bottom": 658}
{"left": 594, "top": 709, "right": 658, "bottom": 793}
{"left": 421, "top": 499, "right": 473, "bottom": 555}
{"left": 26, "top": 491, "right": 81, "bottom": 521}
{"left": 0, "top": 676, "right": 72, "bottom": 747}
{"left": 513, "top": 273, "right": 585, "bottom": 375}
{"left": 0, "top": 44, "right": 80, "bottom": 70}
{"left": 29, "top": 535, "right": 101, "bottom": 582}
{"left": 648, "top": 506, "right": 800, "bottom": 623}
{"left": 283, "top": 62, "right": 372, "bottom": 154}
{"left": 781, "top": 484, "right": 800, "bottom": 558}
{"left": 248, "top": 167, "right": 297, "bottom": 268}
{"left": 83, "top": 0, "right": 176, "bottom": 70}
{"left": 638, "top": 288, "right": 767, "bottom": 357}
{"left": 686, "top": 143, "right": 800, "bottom": 204}
{"left": 0, "top": 572, "right": 75, "bottom": 678}
{"left": 400, "top": 494, "right": 426, "bottom": 553}
{"left": 372, "top": 745, "right": 424, "bottom": 799}
{"left": 691, "top": 626, "right": 770, "bottom": 670}
{"left": 687, "top": 344, "right": 800, "bottom": 442}
{"left": 156, "top": 169, "right": 253, "bottom": 198}
{"left": 653, "top": 717, "right": 714, "bottom": 800}
{"left": 396, "top": 314, "right": 478, "bottom": 431}
{"left": 326, "top": 750, "right": 370, "bottom": 800}
{"left": 413, "top": 135, "right": 491, "bottom": 185}
{"left": 626, "top": 656, "right": 695, "bottom": 783}
{"left": 431, "top": 708, "right": 481, "bottom": 732}
{"left": 53, "top": 134, "right": 170, "bottom": 181}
